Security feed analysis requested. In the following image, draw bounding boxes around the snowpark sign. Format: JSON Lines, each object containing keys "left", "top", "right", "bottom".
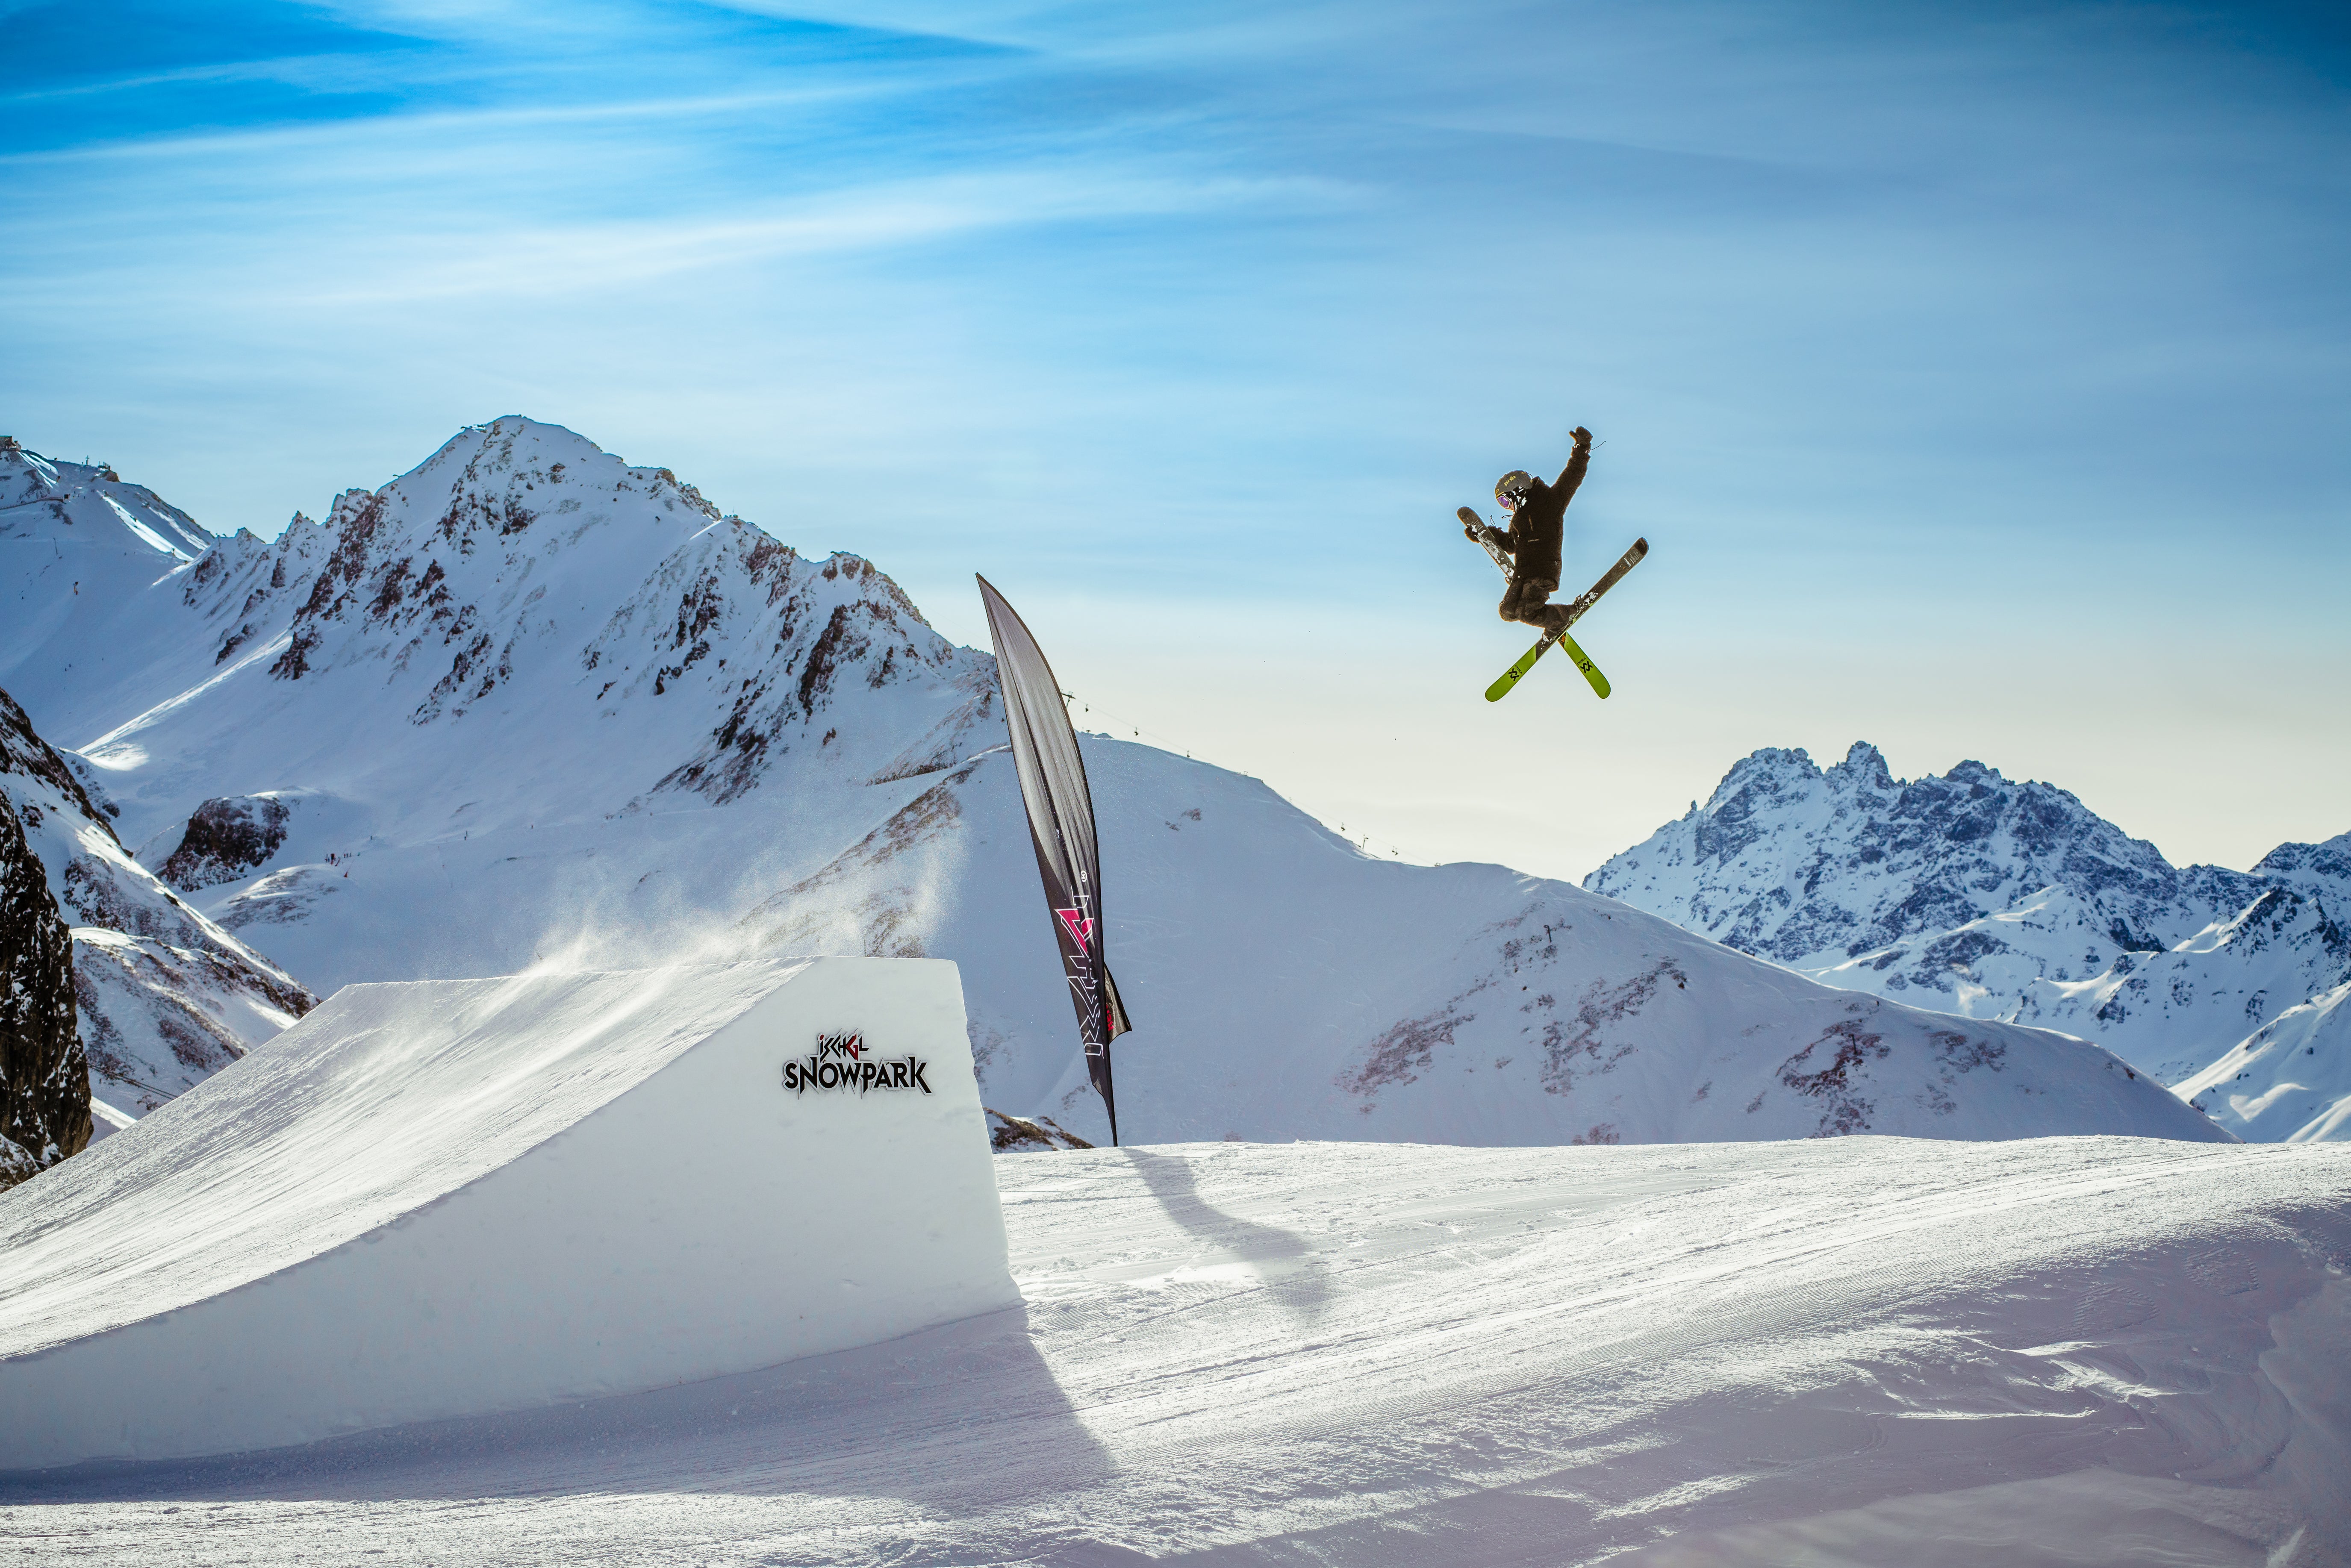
{"left": 782, "top": 1030, "right": 934, "bottom": 1095}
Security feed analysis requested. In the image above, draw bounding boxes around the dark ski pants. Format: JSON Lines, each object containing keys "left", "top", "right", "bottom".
{"left": 1500, "top": 574, "right": 1571, "bottom": 633}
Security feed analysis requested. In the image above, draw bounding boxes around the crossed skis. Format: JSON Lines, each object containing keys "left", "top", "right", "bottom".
{"left": 1458, "top": 507, "right": 1647, "bottom": 702}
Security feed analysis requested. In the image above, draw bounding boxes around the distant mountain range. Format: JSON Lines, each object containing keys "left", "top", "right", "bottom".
{"left": 1587, "top": 742, "right": 2349, "bottom": 1140}
{"left": 0, "top": 421, "right": 2230, "bottom": 1151}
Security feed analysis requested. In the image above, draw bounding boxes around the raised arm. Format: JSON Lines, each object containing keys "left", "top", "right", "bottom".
{"left": 1552, "top": 426, "right": 1594, "bottom": 503}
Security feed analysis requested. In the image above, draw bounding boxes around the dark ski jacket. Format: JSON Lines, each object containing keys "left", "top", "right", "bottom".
{"left": 1498, "top": 443, "right": 1590, "bottom": 584}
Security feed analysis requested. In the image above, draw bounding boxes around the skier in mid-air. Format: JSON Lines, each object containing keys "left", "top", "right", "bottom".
{"left": 1463, "top": 425, "right": 1592, "bottom": 633}
{"left": 1457, "top": 424, "right": 1643, "bottom": 702}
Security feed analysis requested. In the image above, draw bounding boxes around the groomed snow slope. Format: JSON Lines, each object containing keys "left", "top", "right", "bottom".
{"left": 0, "top": 957, "right": 1013, "bottom": 1470}
{"left": 5, "top": 1138, "right": 2346, "bottom": 1565}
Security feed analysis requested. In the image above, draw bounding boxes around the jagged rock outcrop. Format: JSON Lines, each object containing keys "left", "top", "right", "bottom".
{"left": 159, "top": 795, "right": 293, "bottom": 891}
{"left": 1588, "top": 743, "right": 2350, "bottom": 1121}
{"left": 986, "top": 1107, "right": 1096, "bottom": 1152}
{"left": 0, "top": 792, "right": 89, "bottom": 1187}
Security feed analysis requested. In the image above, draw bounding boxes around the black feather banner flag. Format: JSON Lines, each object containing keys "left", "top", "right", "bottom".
{"left": 975, "top": 575, "right": 1133, "bottom": 1144}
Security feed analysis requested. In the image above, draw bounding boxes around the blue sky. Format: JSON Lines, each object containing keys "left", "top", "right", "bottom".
{"left": 4, "top": 0, "right": 2346, "bottom": 877}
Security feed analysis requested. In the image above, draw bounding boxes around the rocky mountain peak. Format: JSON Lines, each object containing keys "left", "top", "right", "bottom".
{"left": 1830, "top": 740, "right": 1895, "bottom": 789}
{"left": 1590, "top": 741, "right": 2350, "bottom": 1114}
{"left": 82, "top": 420, "right": 999, "bottom": 848}
{"left": 1707, "top": 745, "right": 1815, "bottom": 800}
{"left": 2255, "top": 831, "right": 2351, "bottom": 896}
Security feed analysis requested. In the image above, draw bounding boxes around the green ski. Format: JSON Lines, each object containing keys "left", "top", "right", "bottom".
{"left": 1485, "top": 628, "right": 1609, "bottom": 702}
{"left": 1485, "top": 634, "right": 1551, "bottom": 700}
{"left": 1557, "top": 630, "right": 1610, "bottom": 698}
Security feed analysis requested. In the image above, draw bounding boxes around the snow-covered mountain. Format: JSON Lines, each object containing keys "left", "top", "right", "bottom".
{"left": 0, "top": 436, "right": 211, "bottom": 582}
{"left": 0, "top": 688, "right": 312, "bottom": 1126}
{"left": 0, "top": 423, "right": 2229, "bottom": 1148}
{"left": 21, "top": 418, "right": 992, "bottom": 840}
{"left": 1587, "top": 743, "right": 2349, "bottom": 1136}
{"left": 742, "top": 741, "right": 2224, "bottom": 1144}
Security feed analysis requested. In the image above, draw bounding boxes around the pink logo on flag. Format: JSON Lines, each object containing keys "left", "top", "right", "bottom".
{"left": 1055, "top": 906, "right": 1095, "bottom": 949}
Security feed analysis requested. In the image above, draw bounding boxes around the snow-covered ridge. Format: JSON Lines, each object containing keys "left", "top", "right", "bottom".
{"left": 2176, "top": 980, "right": 2351, "bottom": 1141}
{"left": 740, "top": 739, "right": 2226, "bottom": 1147}
{"left": 0, "top": 438, "right": 210, "bottom": 562}
{"left": 1587, "top": 742, "right": 2350, "bottom": 1136}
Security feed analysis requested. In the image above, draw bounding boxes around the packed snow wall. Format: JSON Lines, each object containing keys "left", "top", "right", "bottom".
{"left": 0, "top": 956, "right": 1015, "bottom": 1471}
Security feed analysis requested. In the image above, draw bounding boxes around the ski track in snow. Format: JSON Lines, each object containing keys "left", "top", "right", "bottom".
{"left": 6, "top": 1136, "right": 2348, "bottom": 1565}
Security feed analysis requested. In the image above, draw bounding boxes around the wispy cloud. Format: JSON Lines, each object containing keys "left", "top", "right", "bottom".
{"left": 278, "top": 168, "right": 1359, "bottom": 303}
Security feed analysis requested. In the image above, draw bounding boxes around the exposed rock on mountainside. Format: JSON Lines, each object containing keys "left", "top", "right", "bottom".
{"left": 986, "top": 1108, "right": 1095, "bottom": 1151}
{"left": 159, "top": 795, "right": 293, "bottom": 891}
{"left": 0, "top": 426, "right": 2234, "bottom": 1146}
{"left": 0, "top": 790, "right": 89, "bottom": 1188}
{"left": 1588, "top": 743, "right": 2349, "bottom": 1130}
{"left": 2255, "top": 837, "right": 2351, "bottom": 903}
{"left": 0, "top": 687, "right": 314, "bottom": 1119}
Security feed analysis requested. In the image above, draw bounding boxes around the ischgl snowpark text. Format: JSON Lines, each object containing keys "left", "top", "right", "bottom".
{"left": 782, "top": 1032, "right": 934, "bottom": 1095}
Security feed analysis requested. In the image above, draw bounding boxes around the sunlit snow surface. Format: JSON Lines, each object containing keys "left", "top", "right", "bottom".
{"left": 7, "top": 1137, "right": 2347, "bottom": 1565}
{"left": 2178, "top": 982, "right": 2351, "bottom": 1144}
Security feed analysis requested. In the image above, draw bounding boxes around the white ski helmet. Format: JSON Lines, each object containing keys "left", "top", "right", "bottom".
{"left": 1495, "top": 471, "right": 1533, "bottom": 510}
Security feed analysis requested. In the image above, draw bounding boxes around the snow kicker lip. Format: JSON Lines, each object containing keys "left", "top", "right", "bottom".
{"left": 0, "top": 956, "right": 1011, "bottom": 1470}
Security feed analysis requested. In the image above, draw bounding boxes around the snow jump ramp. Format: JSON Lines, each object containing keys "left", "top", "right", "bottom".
{"left": 0, "top": 957, "right": 1016, "bottom": 1472}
